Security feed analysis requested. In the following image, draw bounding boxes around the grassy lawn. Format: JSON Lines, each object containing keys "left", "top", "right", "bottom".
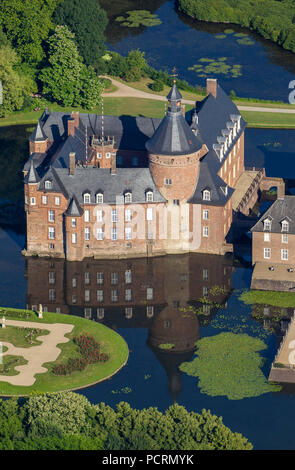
{"left": 0, "top": 308, "right": 129, "bottom": 396}
{"left": 0, "top": 96, "right": 294, "bottom": 129}
{"left": 240, "top": 111, "right": 295, "bottom": 128}
{"left": 240, "top": 290, "right": 295, "bottom": 308}
{"left": 0, "top": 325, "right": 49, "bottom": 348}
{"left": 0, "top": 355, "right": 28, "bottom": 376}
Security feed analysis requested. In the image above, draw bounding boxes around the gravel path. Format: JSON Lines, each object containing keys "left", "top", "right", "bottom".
{"left": 102, "top": 76, "right": 295, "bottom": 114}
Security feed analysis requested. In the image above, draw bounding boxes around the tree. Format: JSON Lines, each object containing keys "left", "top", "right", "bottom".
{"left": 124, "top": 50, "right": 147, "bottom": 82}
{"left": 0, "top": 45, "right": 35, "bottom": 116}
{"left": 39, "top": 26, "right": 103, "bottom": 108}
{"left": 0, "top": 0, "right": 59, "bottom": 65}
{"left": 53, "top": 0, "right": 108, "bottom": 67}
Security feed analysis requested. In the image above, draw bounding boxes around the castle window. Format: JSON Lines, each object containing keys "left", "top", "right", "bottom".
{"left": 83, "top": 193, "right": 91, "bottom": 204}
{"left": 85, "top": 290, "right": 90, "bottom": 302}
{"left": 203, "top": 190, "right": 211, "bottom": 201}
{"left": 72, "top": 295, "right": 77, "bottom": 304}
{"left": 125, "top": 270, "right": 132, "bottom": 284}
{"left": 203, "top": 269, "right": 209, "bottom": 280}
{"left": 84, "top": 307, "right": 92, "bottom": 316}
{"left": 97, "top": 308, "right": 104, "bottom": 319}
{"left": 132, "top": 156, "right": 139, "bottom": 167}
{"left": 55, "top": 197, "right": 60, "bottom": 206}
{"left": 173, "top": 199, "right": 180, "bottom": 206}
{"left": 281, "top": 249, "right": 288, "bottom": 261}
{"left": 111, "top": 209, "right": 118, "bottom": 223}
{"left": 111, "top": 290, "right": 118, "bottom": 302}
{"left": 264, "top": 247, "right": 271, "bottom": 259}
{"left": 97, "top": 209, "right": 103, "bottom": 222}
{"left": 106, "top": 152, "right": 111, "bottom": 159}
{"left": 203, "top": 210, "right": 209, "bottom": 220}
{"left": 48, "top": 210, "right": 55, "bottom": 222}
{"left": 164, "top": 178, "right": 172, "bottom": 185}
{"left": 111, "top": 227, "right": 117, "bottom": 240}
{"left": 203, "top": 226, "right": 209, "bottom": 238}
{"left": 147, "top": 208, "right": 153, "bottom": 221}
{"left": 146, "top": 191, "right": 153, "bottom": 202}
{"left": 97, "top": 272, "right": 104, "bottom": 284}
{"left": 49, "top": 289, "right": 55, "bottom": 301}
{"left": 42, "top": 195, "right": 48, "bottom": 205}
{"left": 111, "top": 272, "right": 118, "bottom": 285}
{"left": 49, "top": 243, "right": 55, "bottom": 250}
{"left": 30, "top": 197, "right": 36, "bottom": 205}
{"left": 147, "top": 287, "right": 153, "bottom": 300}
{"left": 97, "top": 290, "right": 103, "bottom": 302}
{"left": 125, "top": 289, "right": 132, "bottom": 301}
{"left": 49, "top": 272, "right": 55, "bottom": 284}
{"left": 96, "top": 193, "right": 103, "bottom": 204}
{"left": 263, "top": 219, "right": 272, "bottom": 231}
{"left": 85, "top": 272, "right": 90, "bottom": 284}
{"left": 264, "top": 233, "right": 270, "bottom": 242}
{"left": 45, "top": 180, "right": 52, "bottom": 190}
{"left": 72, "top": 278, "right": 77, "bottom": 288}
{"left": 84, "top": 210, "right": 90, "bottom": 222}
{"left": 72, "top": 233, "right": 77, "bottom": 244}
{"left": 146, "top": 306, "right": 154, "bottom": 318}
{"left": 282, "top": 221, "right": 289, "bottom": 232}
{"left": 125, "top": 227, "right": 132, "bottom": 240}
{"left": 84, "top": 227, "right": 90, "bottom": 241}
{"left": 71, "top": 218, "right": 76, "bottom": 228}
{"left": 97, "top": 228, "right": 104, "bottom": 240}
{"left": 125, "top": 307, "right": 133, "bottom": 319}
{"left": 48, "top": 227, "right": 55, "bottom": 239}
{"left": 125, "top": 209, "right": 132, "bottom": 222}
{"left": 282, "top": 234, "right": 288, "bottom": 244}
{"left": 124, "top": 192, "right": 132, "bottom": 204}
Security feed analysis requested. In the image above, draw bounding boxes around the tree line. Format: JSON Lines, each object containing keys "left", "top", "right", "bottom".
{"left": 0, "top": 391, "right": 253, "bottom": 450}
{"left": 177, "top": 0, "right": 295, "bottom": 53}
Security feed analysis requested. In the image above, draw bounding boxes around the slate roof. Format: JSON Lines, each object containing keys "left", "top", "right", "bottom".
{"left": 24, "top": 160, "right": 40, "bottom": 184}
{"left": 29, "top": 120, "right": 47, "bottom": 142}
{"left": 65, "top": 196, "right": 84, "bottom": 217}
{"left": 188, "top": 161, "right": 234, "bottom": 205}
{"left": 39, "top": 167, "right": 167, "bottom": 205}
{"left": 251, "top": 197, "right": 295, "bottom": 234}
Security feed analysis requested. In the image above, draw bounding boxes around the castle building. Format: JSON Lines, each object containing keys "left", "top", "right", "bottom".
{"left": 251, "top": 196, "right": 295, "bottom": 291}
{"left": 23, "top": 78, "right": 246, "bottom": 261}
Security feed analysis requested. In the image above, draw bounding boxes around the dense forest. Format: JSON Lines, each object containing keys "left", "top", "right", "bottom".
{"left": 0, "top": 392, "right": 253, "bottom": 450}
{"left": 177, "top": 0, "right": 295, "bottom": 53}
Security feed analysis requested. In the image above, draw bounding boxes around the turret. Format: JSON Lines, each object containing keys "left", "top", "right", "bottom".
{"left": 146, "top": 83, "right": 208, "bottom": 202}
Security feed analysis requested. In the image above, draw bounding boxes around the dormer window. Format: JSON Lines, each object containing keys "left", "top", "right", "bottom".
{"left": 203, "top": 190, "right": 211, "bottom": 201}
{"left": 96, "top": 193, "right": 103, "bottom": 204}
{"left": 263, "top": 219, "right": 272, "bottom": 231}
{"left": 45, "top": 180, "right": 52, "bottom": 190}
{"left": 83, "top": 193, "right": 91, "bottom": 204}
{"left": 146, "top": 191, "right": 153, "bottom": 202}
{"left": 282, "top": 220, "right": 289, "bottom": 232}
{"left": 124, "top": 192, "right": 132, "bottom": 204}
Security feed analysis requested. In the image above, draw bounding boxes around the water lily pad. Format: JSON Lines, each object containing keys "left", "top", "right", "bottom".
{"left": 115, "top": 10, "right": 162, "bottom": 28}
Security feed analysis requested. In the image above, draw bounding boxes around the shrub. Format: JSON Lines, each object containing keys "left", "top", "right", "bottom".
{"left": 150, "top": 80, "right": 164, "bottom": 92}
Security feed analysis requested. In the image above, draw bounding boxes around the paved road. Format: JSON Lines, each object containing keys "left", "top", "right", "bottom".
{"left": 102, "top": 76, "right": 295, "bottom": 114}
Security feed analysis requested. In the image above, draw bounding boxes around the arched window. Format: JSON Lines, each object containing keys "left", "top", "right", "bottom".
{"left": 45, "top": 180, "right": 52, "bottom": 190}
{"left": 146, "top": 191, "right": 153, "bottom": 202}
{"left": 124, "top": 192, "right": 132, "bottom": 204}
{"left": 96, "top": 193, "right": 103, "bottom": 204}
{"left": 203, "top": 189, "right": 211, "bottom": 201}
{"left": 83, "top": 193, "right": 91, "bottom": 204}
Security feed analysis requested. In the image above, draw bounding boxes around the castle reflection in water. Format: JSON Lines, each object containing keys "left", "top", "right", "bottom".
{"left": 25, "top": 253, "right": 234, "bottom": 399}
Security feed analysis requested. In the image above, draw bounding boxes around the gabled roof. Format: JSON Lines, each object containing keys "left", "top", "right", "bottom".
{"left": 65, "top": 196, "right": 84, "bottom": 217}
{"left": 38, "top": 167, "right": 69, "bottom": 198}
{"left": 251, "top": 197, "right": 295, "bottom": 234}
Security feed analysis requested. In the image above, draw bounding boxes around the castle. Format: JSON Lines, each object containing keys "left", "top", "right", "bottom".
{"left": 23, "top": 78, "right": 246, "bottom": 261}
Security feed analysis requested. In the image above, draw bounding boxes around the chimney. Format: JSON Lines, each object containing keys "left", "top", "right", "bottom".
{"left": 69, "top": 152, "right": 76, "bottom": 175}
{"left": 111, "top": 153, "right": 117, "bottom": 175}
{"left": 207, "top": 79, "right": 217, "bottom": 99}
{"left": 68, "top": 111, "right": 79, "bottom": 136}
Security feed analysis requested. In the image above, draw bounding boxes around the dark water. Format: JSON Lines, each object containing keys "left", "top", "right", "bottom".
{"left": 1, "top": 127, "right": 295, "bottom": 450}
{"left": 102, "top": 0, "right": 295, "bottom": 101}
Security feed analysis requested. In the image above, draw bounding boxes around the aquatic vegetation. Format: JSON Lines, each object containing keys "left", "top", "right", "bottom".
{"left": 144, "top": 374, "right": 151, "bottom": 380}
{"left": 237, "top": 38, "right": 255, "bottom": 45}
{"left": 179, "top": 332, "right": 281, "bottom": 400}
{"left": 115, "top": 10, "right": 162, "bottom": 28}
{"left": 111, "top": 386, "right": 132, "bottom": 394}
{"left": 215, "top": 34, "right": 227, "bottom": 39}
{"left": 159, "top": 343, "right": 175, "bottom": 350}
{"left": 189, "top": 58, "right": 242, "bottom": 78}
{"left": 224, "top": 29, "right": 234, "bottom": 34}
{"left": 240, "top": 289, "right": 295, "bottom": 308}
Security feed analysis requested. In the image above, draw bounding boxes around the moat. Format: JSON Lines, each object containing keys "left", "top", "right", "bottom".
{"left": 102, "top": 0, "right": 295, "bottom": 101}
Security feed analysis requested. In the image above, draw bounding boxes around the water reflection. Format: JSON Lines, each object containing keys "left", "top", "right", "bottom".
{"left": 25, "top": 252, "right": 233, "bottom": 399}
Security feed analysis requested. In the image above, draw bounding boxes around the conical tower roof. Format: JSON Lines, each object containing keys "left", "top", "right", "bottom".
{"left": 146, "top": 83, "right": 202, "bottom": 156}
{"left": 25, "top": 160, "right": 39, "bottom": 184}
{"left": 29, "top": 119, "right": 47, "bottom": 142}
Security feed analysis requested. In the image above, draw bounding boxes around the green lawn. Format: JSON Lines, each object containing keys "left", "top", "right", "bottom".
{"left": 240, "top": 290, "right": 295, "bottom": 308}
{"left": 0, "top": 96, "right": 294, "bottom": 129}
{"left": 0, "top": 309, "right": 129, "bottom": 396}
{"left": 0, "top": 325, "right": 50, "bottom": 348}
{"left": 0, "top": 355, "right": 28, "bottom": 376}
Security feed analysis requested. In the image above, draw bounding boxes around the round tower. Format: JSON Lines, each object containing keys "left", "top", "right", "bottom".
{"left": 146, "top": 83, "right": 207, "bottom": 202}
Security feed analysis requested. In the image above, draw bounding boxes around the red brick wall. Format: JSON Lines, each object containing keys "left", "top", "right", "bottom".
{"left": 218, "top": 132, "right": 244, "bottom": 187}
{"left": 252, "top": 231, "right": 295, "bottom": 265}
